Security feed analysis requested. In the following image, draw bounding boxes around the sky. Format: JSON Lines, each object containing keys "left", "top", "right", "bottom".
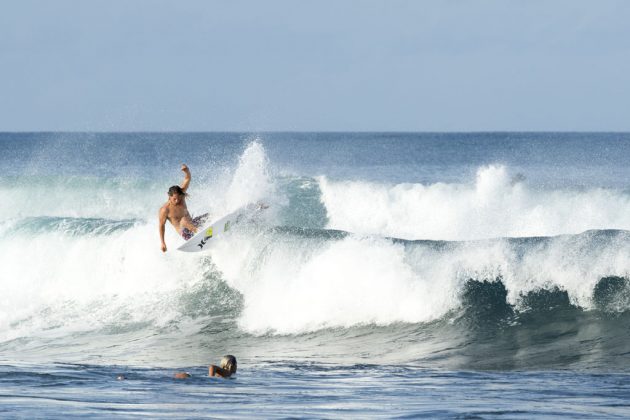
{"left": 1, "top": 0, "right": 629, "bottom": 132}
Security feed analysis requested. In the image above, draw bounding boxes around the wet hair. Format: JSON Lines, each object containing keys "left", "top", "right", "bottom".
{"left": 168, "top": 185, "right": 188, "bottom": 197}
{"left": 220, "top": 355, "right": 237, "bottom": 374}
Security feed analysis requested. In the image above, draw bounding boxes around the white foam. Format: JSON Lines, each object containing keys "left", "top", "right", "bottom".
{"left": 208, "top": 229, "right": 630, "bottom": 335}
{"left": 0, "top": 140, "right": 279, "bottom": 342}
{"left": 210, "top": 233, "right": 458, "bottom": 335}
{"left": 318, "top": 165, "right": 630, "bottom": 241}
{"left": 0, "top": 222, "right": 207, "bottom": 342}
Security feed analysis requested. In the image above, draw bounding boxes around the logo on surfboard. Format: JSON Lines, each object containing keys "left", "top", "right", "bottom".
{"left": 197, "top": 227, "right": 214, "bottom": 249}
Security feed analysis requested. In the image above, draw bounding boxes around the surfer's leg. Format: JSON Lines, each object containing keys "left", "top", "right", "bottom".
{"left": 181, "top": 228, "right": 194, "bottom": 240}
{"left": 192, "top": 213, "right": 209, "bottom": 227}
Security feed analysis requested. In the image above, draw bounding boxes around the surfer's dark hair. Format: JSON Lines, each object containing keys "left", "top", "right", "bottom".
{"left": 168, "top": 185, "right": 188, "bottom": 197}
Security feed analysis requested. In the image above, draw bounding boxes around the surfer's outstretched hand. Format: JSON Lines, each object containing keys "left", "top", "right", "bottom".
{"left": 181, "top": 164, "right": 190, "bottom": 173}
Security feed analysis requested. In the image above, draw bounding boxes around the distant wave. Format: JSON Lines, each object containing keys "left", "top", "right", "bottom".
{"left": 2, "top": 216, "right": 139, "bottom": 237}
{"left": 318, "top": 165, "right": 630, "bottom": 240}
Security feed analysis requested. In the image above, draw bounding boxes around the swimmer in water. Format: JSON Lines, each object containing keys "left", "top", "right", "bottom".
{"left": 208, "top": 355, "right": 237, "bottom": 378}
{"left": 173, "top": 355, "right": 237, "bottom": 379}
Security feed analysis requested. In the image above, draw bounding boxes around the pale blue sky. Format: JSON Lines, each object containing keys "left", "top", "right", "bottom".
{"left": 1, "top": 0, "right": 629, "bottom": 131}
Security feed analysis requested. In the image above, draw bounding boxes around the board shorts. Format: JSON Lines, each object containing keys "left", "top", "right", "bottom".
{"left": 181, "top": 213, "right": 209, "bottom": 240}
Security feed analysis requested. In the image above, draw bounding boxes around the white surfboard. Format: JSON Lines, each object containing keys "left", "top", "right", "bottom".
{"left": 177, "top": 204, "right": 265, "bottom": 252}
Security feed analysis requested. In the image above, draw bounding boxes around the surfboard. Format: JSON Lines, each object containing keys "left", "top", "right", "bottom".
{"left": 177, "top": 204, "right": 265, "bottom": 252}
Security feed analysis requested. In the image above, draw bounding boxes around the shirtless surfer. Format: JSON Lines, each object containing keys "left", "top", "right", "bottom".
{"left": 158, "top": 164, "right": 208, "bottom": 252}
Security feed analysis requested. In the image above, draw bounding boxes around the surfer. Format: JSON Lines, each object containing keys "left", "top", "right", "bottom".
{"left": 208, "top": 355, "right": 237, "bottom": 378}
{"left": 158, "top": 164, "right": 208, "bottom": 252}
{"left": 173, "top": 355, "right": 237, "bottom": 379}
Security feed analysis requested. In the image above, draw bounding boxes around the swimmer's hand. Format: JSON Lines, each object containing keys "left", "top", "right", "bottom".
{"left": 161, "top": 243, "right": 167, "bottom": 253}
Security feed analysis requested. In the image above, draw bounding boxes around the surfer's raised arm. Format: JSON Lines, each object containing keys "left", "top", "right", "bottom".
{"left": 159, "top": 206, "right": 168, "bottom": 252}
{"left": 180, "top": 164, "right": 191, "bottom": 192}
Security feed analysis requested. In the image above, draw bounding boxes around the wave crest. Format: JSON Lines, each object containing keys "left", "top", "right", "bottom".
{"left": 318, "top": 165, "right": 630, "bottom": 240}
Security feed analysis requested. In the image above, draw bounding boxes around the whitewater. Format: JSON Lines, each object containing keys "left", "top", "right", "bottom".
{"left": 1, "top": 132, "right": 630, "bottom": 418}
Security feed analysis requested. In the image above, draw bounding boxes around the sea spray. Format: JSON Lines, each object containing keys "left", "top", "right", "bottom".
{"left": 223, "top": 141, "right": 276, "bottom": 212}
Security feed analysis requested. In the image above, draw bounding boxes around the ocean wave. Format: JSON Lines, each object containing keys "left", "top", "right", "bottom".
{"left": 318, "top": 165, "right": 630, "bottom": 240}
{"left": 3, "top": 220, "right": 629, "bottom": 338}
{"left": 208, "top": 227, "right": 630, "bottom": 335}
{"left": 3, "top": 138, "right": 630, "bottom": 370}
{"left": 1, "top": 224, "right": 629, "bottom": 370}
{"left": 1, "top": 216, "right": 140, "bottom": 237}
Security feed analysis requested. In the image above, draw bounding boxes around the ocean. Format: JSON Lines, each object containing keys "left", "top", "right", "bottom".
{"left": 1, "top": 132, "right": 630, "bottom": 418}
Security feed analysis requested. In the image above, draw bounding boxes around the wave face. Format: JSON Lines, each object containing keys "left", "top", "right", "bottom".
{"left": 1, "top": 132, "right": 630, "bottom": 370}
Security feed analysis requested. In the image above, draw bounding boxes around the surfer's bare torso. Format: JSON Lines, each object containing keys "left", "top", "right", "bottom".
{"left": 158, "top": 164, "right": 198, "bottom": 252}
{"left": 161, "top": 198, "right": 195, "bottom": 235}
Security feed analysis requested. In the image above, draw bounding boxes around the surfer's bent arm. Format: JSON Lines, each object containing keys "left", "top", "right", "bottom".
{"left": 159, "top": 207, "right": 168, "bottom": 252}
{"left": 208, "top": 365, "right": 231, "bottom": 378}
{"left": 180, "top": 164, "right": 191, "bottom": 192}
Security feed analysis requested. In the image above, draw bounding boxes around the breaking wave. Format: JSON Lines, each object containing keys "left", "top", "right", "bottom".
{"left": 1, "top": 136, "right": 630, "bottom": 370}
{"left": 318, "top": 165, "right": 630, "bottom": 240}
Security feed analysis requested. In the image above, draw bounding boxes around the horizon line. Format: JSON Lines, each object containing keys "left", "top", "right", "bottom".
{"left": 2, "top": 130, "right": 630, "bottom": 135}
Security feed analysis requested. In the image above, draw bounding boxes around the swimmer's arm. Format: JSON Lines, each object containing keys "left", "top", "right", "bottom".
{"left": 159, "top": 207, "right": 168, "bottom": 252}
{"left": 208, "top": 365, "right": 231, "bottom": 378}
{"left": 180, "top": 164, "right": 191, "bottom": 192}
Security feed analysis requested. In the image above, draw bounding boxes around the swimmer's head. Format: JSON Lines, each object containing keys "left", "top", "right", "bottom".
{"left": 220, "top": 355, "right": 237, "bottom": 374}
